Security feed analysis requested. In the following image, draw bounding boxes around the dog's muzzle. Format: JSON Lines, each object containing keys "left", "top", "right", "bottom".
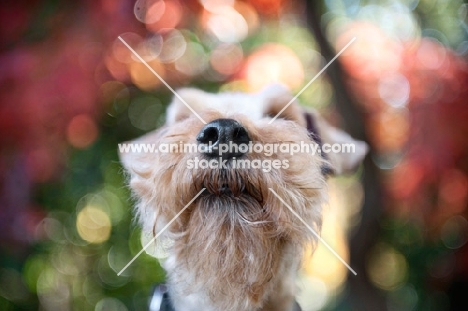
{"left": 196, "top": 118, "right": 251, "bottom": 159}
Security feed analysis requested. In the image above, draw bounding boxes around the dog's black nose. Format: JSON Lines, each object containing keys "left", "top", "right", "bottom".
{"left": 196, "top": 118, "right": 251, "bottom": 159}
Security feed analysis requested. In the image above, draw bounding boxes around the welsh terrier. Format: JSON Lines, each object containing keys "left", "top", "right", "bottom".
{"left": 120, "top": 84, "right": 367, "bottom": 311}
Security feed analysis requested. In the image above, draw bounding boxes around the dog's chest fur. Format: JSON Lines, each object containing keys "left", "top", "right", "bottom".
{"left": 164, "top": 243, "right": 300, "bottom": 311}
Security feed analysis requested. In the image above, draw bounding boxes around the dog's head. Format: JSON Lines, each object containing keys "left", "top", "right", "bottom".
{"left": 119, "top": 84, "right": 367, "bottom": 308}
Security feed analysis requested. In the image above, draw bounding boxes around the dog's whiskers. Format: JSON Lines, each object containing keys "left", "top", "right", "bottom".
{"left": 235, "top": 211, "right": 272, "bottom": 226}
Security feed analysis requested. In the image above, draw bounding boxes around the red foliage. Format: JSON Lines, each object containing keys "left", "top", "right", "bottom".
{"left": 339, "top": 22, "right": 468, "bottom": 227}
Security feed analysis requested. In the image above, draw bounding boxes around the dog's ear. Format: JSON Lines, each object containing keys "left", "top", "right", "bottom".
{"left": 119, "top": 128, "right": 167, "bottom": 178}
{"left": 257, "top": 84, "right": 306, "bottom": 126}
{"left": 258, "top": 84, "right": 367, "bottom": 174}
{"left": 166, "top": 88, "right": 210, "bottom": 125}
{"left": 310, "top": 111, "right": 368, "bottom": 174}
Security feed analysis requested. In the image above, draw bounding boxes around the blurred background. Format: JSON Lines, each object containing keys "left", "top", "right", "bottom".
{"left": 1, "top": 0, "right": 467, "bottom": 310}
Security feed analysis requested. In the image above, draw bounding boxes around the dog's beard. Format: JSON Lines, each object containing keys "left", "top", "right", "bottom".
{"left": 175, "top": 192, "right": 286, "bottom": 309}
{"left": 138, "top": 151, "right": 324, "bottom": 309}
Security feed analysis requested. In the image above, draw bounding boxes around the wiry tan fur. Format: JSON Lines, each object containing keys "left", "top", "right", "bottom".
{"left": 120, "top": 84, "right": 366, "bottom": 311}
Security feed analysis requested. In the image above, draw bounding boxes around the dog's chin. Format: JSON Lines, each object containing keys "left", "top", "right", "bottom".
{"left": 195, "top": 166, "right": 267, "bottom": 203}
{"left": 174, "top": 176, "right": 285, "bottom": 309}
{"left": 197, "top": 190, "right": 267, "bottom": 227}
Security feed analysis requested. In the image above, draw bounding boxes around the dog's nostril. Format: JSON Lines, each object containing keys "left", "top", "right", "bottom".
{"left": 198, "top": 127, "right": 219, "bottom": 145}
{"left": 196, "top": 118, "right": 251, "bottom": 159}
{"left": 233, "top": 127, "right": 249, "bottom": 143}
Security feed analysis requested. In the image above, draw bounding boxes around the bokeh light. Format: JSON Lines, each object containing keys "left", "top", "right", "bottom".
{"left": 95, "top": 297, "right": 128, "bottom": 311}
{"left": 378, "top": 72, "right": 410, "bottom": 108}
{"left": 129, "top": 59, "right": 165, "bottom": 90}
{"left": 128, "top": 95, "right": 164, "bottom": 130}
{"left": 76, "top": 205, "right": 111, "bottom": 244}
{"left": 210, "top": 43, "right": 243, "bottom": 76}
{"left": 157, "top": 29, "right": 187, "bottom": 63}
{"left": 113, "top": 33, "right": 144, "bottom": 64}
{"left": 140, "top": 232, "right": 174, "bottom": 259}
{"left": 296, "top": 275, "right": 329, "bottom": 311}
{"left": 367, "top": 243, "right": 408, "bottom": 291}
{"left": 134, "top": 0, "right": 166, "bottom": 25}
{"left": 439, "top": 169, "right": 468, "bottom": 212}
{"left": 175, "top": 42, "right": 208, "bottom": 76}
{"left": 337, "top": 22, "right": 403, "bottom": 81}
{"left": 386, "top": 284, "right": 419, "bottom": 311}
{"left": 203, "top": 5, "right": 249, "bottom": 43}
{"left": 145, "top": 0, "right": 183, "bottom": 32}
{"left": 441, "top": 216, "right": 468, "bottom": 250}
{"left": 66, "top": 114, "right": 99, "bottom": 149}
{"left": 243, "top": 43, "right": 304, "bottom": 91}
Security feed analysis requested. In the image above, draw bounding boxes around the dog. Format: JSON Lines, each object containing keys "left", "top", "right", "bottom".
{"left": 119, "top": 84, "right": 367, "bottom": 311}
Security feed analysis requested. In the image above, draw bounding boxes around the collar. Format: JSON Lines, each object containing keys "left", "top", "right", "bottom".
{"left": 151, "top": 284, "right": 302, "bottom": 311}
{"left": 151, "top": 284, "right": 175, "bottom": 311}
